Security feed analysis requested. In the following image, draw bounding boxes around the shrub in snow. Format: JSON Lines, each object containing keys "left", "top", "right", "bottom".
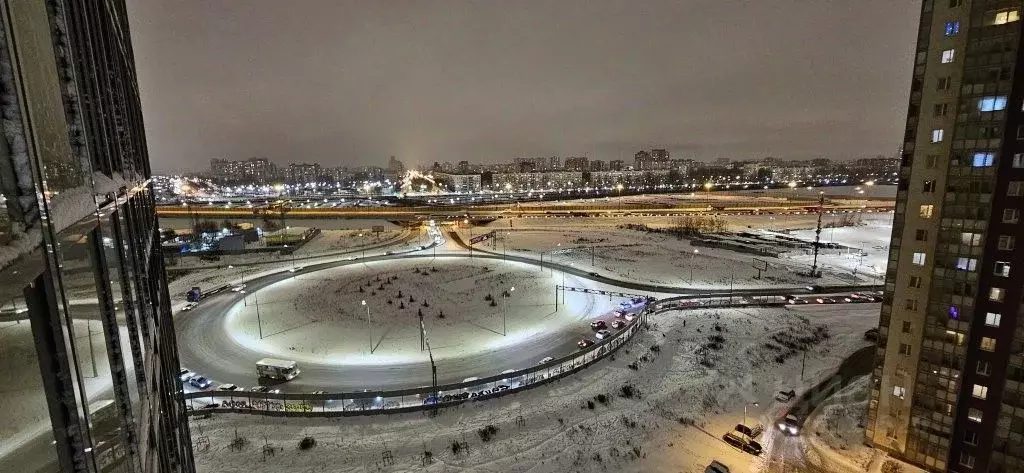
{"left": 450, "top": 441, "right": 462, "bottom": 455}
{"left": 595, "top": 394, "right": 608, "bottom": 405}
{"left": 881, "top": 460, "right": 903, "bottom": 473}
{"left": 399, "top": 302, "right": 405, "bottom": 309}
{"left": 422, "top": 301, "right": 429, "bottom": 307}
{"left": 386, "top": 300, "right": 392, "bottom": 305}
{"left": 619, "top": 384, "right": 637, "bottom": 399}
{"left": 437, "top": 310, "right": 445, "bottom": 318}
{"left": 484, "top": 294, "right": 493, "bottom": 301}
{"left": 477, "top": 425, "right": 498, "bottom": 442}
{"left": 489, "top": 300, "right": 497, "bottom": 307}
{"left": 298, "top": 436, "right": 316, "bottom": 450}
{"left": 586, "top": 400, "right": 594, "bottom": 410}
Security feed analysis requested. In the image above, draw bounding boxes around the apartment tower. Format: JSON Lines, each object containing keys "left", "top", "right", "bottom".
{"left": 867, "top": 1, "right": 1024, "bottom": 471}
{"left": 0, "top": 1, "right": 195, "bottom": 472}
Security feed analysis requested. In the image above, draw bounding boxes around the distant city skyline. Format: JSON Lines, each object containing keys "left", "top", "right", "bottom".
{"left": 129, "top": 1, "right": 919, "bottom": 173}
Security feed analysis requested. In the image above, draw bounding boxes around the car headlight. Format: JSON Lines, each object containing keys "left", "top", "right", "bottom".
{"left": 777, "top": 423, "right": 785, "bottom": 430}
{"left": 788, "top": 426, "right": 798, "bottom": 434}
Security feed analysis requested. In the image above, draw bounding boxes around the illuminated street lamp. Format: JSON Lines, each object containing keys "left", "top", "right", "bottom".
{"left": 690, "top": 249, "right": 699, "bottom": 283}
{"left": 362, "top": 300, "right": 373, "bottom": 354}
{"left": 502, "top": 286, "right": 515, "bottom": 336}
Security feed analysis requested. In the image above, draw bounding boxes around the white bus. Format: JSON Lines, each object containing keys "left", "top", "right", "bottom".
{"left": 256, "top": 358, "right": 300, "bottom": 380}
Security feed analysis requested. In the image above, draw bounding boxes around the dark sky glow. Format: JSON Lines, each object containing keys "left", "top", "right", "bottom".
{"left": 127, "top": 1, "right": 920, "bottom": 172}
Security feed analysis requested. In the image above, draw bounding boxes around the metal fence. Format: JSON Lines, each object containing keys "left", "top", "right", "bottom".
{"left": 183, "top": 308, "right": 650, "bottom": 417}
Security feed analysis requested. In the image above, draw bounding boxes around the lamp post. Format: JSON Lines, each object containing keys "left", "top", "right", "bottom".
{"left": 502, "top": 286, "right": 514, "bottom": 336}
{"left": 742, "top": 402, "right": 759, "bottom": 440}
{"left": 362, "top": 300, "right": 373, "bottom": 354}
{"left": 690, "top": 249, "right": 699, "bottom": 283}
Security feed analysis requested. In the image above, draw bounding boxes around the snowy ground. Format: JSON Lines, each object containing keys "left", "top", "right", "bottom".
{"left": 462, "top": 212, "right": 893, "bottom": 288}
{"left": 225, "top": 258, "right": 613, "bottom": 364}
{"left": 189, "top": 302, "right": 879, "bottom": 473}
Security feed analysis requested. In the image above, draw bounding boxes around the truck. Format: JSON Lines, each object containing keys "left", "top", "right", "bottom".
{"left": 256, "top": 358, "right": 300, "bottom": 380}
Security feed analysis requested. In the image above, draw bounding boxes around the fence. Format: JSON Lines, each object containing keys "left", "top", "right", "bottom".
{"left": 183, "top": 306, "right": 650, "bottom": 417}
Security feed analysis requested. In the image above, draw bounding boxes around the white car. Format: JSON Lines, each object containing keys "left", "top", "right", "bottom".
{"left": 179, "top": 368, "right": 194, "bottom": 382}
{"left": 230, "top": 284, "right": 246, "bottom": 292}
{"left": 181, "top": 302, "right": 198, "bottom": 311}
{"left": 288, "top": 266, "right": 304, "bottom": 273}
{"left": 217, "top": 383, "right": 242, "bottom": 392}
{"left": 777, "top": 414, "right": 801, "bottom": 435}
{"left": 537, "top": 356, "right": 554, "bottom": 365}
{"left": 595, "top": 329, "right": 612, "bottom": 339}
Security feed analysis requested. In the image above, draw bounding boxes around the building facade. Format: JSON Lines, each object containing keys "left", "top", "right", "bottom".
{"left": 433, "top": 172, "right": 482, "bottom": 193}
{"left": 866, "top": 2, "right": 1024, "bottom": 472}
{"left": 0, "top": 2, "right": 194, "bottom": 472}
{"left": 209, "top": 157, "right": 277, "bottom": 184}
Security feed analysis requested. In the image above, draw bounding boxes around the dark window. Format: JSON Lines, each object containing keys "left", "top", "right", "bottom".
{"left": 923, "top": 180, "right": 936, "bottom": 192}
{"left": 915, "top": 229, "right": 928, "bottom": 241}
{"left": 938, "top": 77, "right": 952, "bottom": 90}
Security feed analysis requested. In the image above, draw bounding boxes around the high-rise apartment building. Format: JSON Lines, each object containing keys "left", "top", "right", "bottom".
{"left": 0, "top": 1, "right": 194, "bottom": 472}
{"left": 210, "top": 157, "right": 277, "bottom": 184}
{"left": 866, "top": 2, "right": 1024, "bottom": 472}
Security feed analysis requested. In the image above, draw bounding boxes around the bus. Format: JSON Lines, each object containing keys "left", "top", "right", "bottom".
{"left": 256, "top": 358, "right": 300, "bottom": 380}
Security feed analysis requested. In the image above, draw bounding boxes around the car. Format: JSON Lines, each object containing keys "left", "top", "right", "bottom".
{"left": 181, "top": 302, "right": 198, "bottom": 311}
{"left": 624, "top": 313, "right": 637, "bottom": 321}
{"left": 462, "top": 377, "right": 480, "bottom": 384}
{"left": 722, "top": 431, "right": 762, "bottom": 455}
{"left": 179, "top": 368, "right": 195, "bottom": 382}
{"left": 857, "top": 292, "right": 882, "bottom": 302}
{"left": 588, "top": 271, "right": 599, "bottom": 277}
{"left": 288, "top": 265, "right": 304, "bottom": 273}
{"left": 734, "top": 423, "right": 763, "bottom": 438}
{"left": 230, "top": 284, "right": 246, "bottom": 292}
{"left": 250, "top": 386, "right": 280, "bottom": 394}
{"left": 189, "top": 376, "right": 211, "bottom": 389}
{"left": 618, "top": 301, "right": 632, "bottom": 309}
{"left": 705, "top": 461, "right": 730, "bottom": 473}
{"left": 385, "top": 251, "right": 394, "bottom": 255}
{"left": 839, "top": 296, "right": 854, "bottom": 303}
{"left": 786, "top": 296, "right": 809, "bottom": 305}
{"left": 590, "top": 320, "right": 607, "bottom": 330}
{"left": 814, "top": 297, "right": 836, "bottom": 304}
{"left": 595, "top": 329, "right": 612, "bottom": 339}
{"left": 775, "top": 389, "right": 796, "bottom": 402}
{"left": 613, "top": 309, "right": 627, "bottom": 317}
{"left": 611, "top": 320, "right": 626, "bottom": 329}
{"left": 537, "top": 356, "right": 554, "bottom": 365}
{"left": 577, "top": 338, "right": 595, "bottom": 349}
{"left": 777, "top": 414, "right": 801, "bottom": 435}
{"left": 864, "top": 328, "right": 880, "bottom": 342}
{"left": 217, "top": 383, "right": 241, "bottom": 391}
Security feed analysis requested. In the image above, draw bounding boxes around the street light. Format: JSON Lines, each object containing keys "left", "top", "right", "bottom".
{"left": 742, "top": 401, "right": 760, "bottom": 441}
{"left": 690, "top": 249, "right": 699, "bottom": 283}
{"left": 362, "top": 300, "right": 373, "bottom": 354}
{"left": 502, "top": 286, "right": 515, "bottom": 336}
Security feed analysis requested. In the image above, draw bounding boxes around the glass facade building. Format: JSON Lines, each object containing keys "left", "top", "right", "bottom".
{"left": 0, "top": 1, "right": 194, "bottom": 472}
{"left": 867, "top": 1, "right": 1024, "bottom": 471}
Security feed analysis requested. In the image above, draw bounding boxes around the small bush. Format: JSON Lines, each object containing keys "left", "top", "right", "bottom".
{"left": 451, "top": 441, "right": 462, "bottom": 454}
{"left": 627, "top": 362, "right": 639, "bottom": 370}
{"left": 298, "top": 436, "right": 316, "bottom": 450}
{"left": 485, "top": 294, "right": 493, "bottom": 301}
{"left": 595, "top": 394, "right": 608, "bottom": 405}
{"left": 619, "top": 384, "right": 637, "bottom": 399}
{"left": 399, "top": 302, "right": 405, "bottom": 309}
{"left": 650, "top": 344, "right": 660, "bottom": 353}
{"left": 881, "top": 460, "right": 903, "bottom": 473}
{"left": 586, "top": 400, "right": 595, "bottom": 410}
{"left": 490, "top": 300, "right": 497, "bottom": 307}
{"left": 477, "top": 425, "right": 499, "bottom": 442}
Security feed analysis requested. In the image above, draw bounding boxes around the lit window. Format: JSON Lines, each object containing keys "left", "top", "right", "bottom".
{"left": 972, "top": 384, "right": 988, "bottom": 400}
{"left": 962, "top": 232, "right": 983, "bottom": 246}
{"left": 976, "top": 361, "right": 991, "bottom": 376}
{"left": 941, "top": 49, "right": 956, "bottom": 63}
{"left": 992, "top": 8, "right": 1021, "bottom": 25}
{"left": 985, "top": 312, "right": 1001, "bottom": 327}
{"left": 978, "top": 96, "right": 1008, "bottom": 112}
{"left": 998, "top": 235, "right": 1015, "bottom": 250}
{"left": 932, "top": 129, "right": 945, "bottom": 142}
{"left": 989, "top": 287, "right": 1005, "bottom": 301}
{"left": 946, "top": 329, "right": 965, "bottom": 344}
{"left": 972, "top": 152, "right": 995, "bottom": 167}
{"left": 920, "top": 204, "right": 934, "bottom": 218}
{"left": 980, "top": 337, "right": 997, "bottom": 352}
{"left": 893, "top": 385, "right": 906, "bottom": 399}
{"left": 956, "top": 257, "right": 977, "bottom": 271}
{"left": 1010, "top": 182, "right": 1024, "bottom": 196}
{"left": 1003, "top": 208, "right": 1020, "bottom": 223}
{"left": 1014, "top": 153, "right": 1024, "bottom": 168}
{"left": 899, "top": 343, "right": 912, "bottom": 356}
{"left": 913, "top": 252, "right": 927, "bottom": 266}
{"left": 994, "top": 261, "right": 1011, "bottom": 277}
{"left": 945, "top": 20, "right": 961, "bottom": 36}
{"left": 968, "top": 408, "right": 983, "bottom": 422}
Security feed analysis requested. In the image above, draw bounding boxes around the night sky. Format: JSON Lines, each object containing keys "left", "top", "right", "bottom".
{"left": 127, "top": 1, "right": 920, "bottom": 172}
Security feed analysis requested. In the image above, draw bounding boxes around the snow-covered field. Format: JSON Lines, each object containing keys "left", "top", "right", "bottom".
{"left": 225, "top": 258, "right": 613, "bottom": 364}
{"left": 463, "top": 212, "right": 893, "bottom": 288}
{"left": 190, "top": 303, "right": 879, "bottom": 473}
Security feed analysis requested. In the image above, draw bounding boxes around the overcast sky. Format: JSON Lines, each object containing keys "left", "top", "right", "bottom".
{"left": 127, "top": 1, "right": 920, "bottom": 172}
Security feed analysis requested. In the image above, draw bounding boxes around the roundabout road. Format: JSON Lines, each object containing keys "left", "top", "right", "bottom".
{"left": 176, "top": 238, "right": 881, "bottom": 393}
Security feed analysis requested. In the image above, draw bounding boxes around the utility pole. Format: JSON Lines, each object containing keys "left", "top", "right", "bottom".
{"left": 255, "top": 295, "right": 264, "bottom": 339}
{"left": 362, "top": 300, "right": 373, "bottom": 354}
{"left": 810, "top": 192, "right": 824, "bottom": 278}
{"left": 591, "top": 245, "right": 595, "bottom": 266}
{"left": 419, "top": 312, "right": 425, "bottom": 351}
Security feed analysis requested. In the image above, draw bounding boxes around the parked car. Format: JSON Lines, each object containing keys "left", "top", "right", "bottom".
{"left": 786, "top": 296, "right": 809, "bottom": 304}
{"left": 777, "top": 414, "right": 802, "bottom": 435}
{"left": 775, "top": 389, "right": 796, "bottom": 402}
{"left": 705, "top": 460, "right": 730, "bottom": 473}
{"left": 734, "top": 423, "right": 763, "bottom": 438}
{"left": 611, "top": 320, "right": 627, "bottom": 329}
{"left": 181, "top": 302, "right": 198, "bottom": 311}
{"left": 577, "top": 338, "right": 595, "bottom": 349}
{"left": 595, "top": 329, "right": 612, "bottom": 340}
{"left": 814, "top": 297, "right": 836, "bottom": 304}
{"left": 722, "top": 431, "right": 762, "bottom": 455}
{"left": 230, "top": 284, "right": 246, "bottom": 292}
{"left": 590, "top": 320, "right": 607, "bottom": 330}
{"left": 250, "top": 386, "right": 280, "bottom": 394}
{"left": 179, "top": 368, "right": 195, "bottom": 382}
{"left": 217, "top": 383, "right": 241, "bottom": 391}
{"left": 537, "top": 356, "right": 554, "bottom": 365}
{"left": 613, "top": 309, "right": 627, "bottom": 317}
{"left": 189, "top": 376, "right": 211, "bottom": 389}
